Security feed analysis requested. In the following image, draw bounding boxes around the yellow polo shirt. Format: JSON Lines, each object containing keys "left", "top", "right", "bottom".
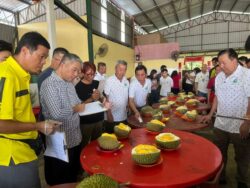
{"left": 0, "top": 56, "right": 37, "bottom": 166}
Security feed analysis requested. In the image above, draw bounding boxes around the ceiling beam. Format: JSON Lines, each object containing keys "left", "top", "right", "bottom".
{"left": 171, "top": 0, "right": 180, "bottom": 23}
{"left": 17, "top": 0, "right": 32, "bottom": 5}
{"left": 213, "top": 0, "right": 218, "bottom": 11}
{"left": 131, "top": 0, "right": 159, "bottom": 31}
{"left": 213, "top": 0, "right": 222, "bottom": 11}
{"left": 243, "top": 3, "right": 250, "bottom": 13}
{"left": 152, "top": 0, "right": 169, "bottom": 26}
{"left": 230, "top": 0, "right": 238, "bottom": 11}
{"left": 0, "top": 7, "right": 15, "bottom": 14}
{"left": 187, "top": 0, "right": 191, "bottom": 19}
{"left": 217, "top": 0, "right": 222, "bottom": 10}
{"left": 134, "top": 1, "right": 171, "bottom": 16}
{"left": 201, "top": 0, "right": 204, "bottom": 15}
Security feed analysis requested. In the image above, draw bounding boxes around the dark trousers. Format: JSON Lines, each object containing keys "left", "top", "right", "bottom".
{"left": 0, "top": 159, "right": 40, "bottom": 188}
{"left": 103, "top": 120, "right": 127, "bottom": 133}
{"left": 184, "top": 83, "right": 193, "bottom": 94}
{"left": 213, "top": 128, "right": 250, "bottom": 184}
{"left": 171, "top": 88, "right": 180, "bottom": 95}
{"left": 80, "top": 121, "right": 103, "bottom": 149}
{"left": 44, "top": 145, "right": 81, "bottom": 186}
{"left": 148, "top": 89, "right": 160, "bottom": 105}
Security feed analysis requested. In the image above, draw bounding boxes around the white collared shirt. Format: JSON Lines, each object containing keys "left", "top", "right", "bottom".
{"left": 195, "top": 72, "right": 209, "bottom": 93}
{"left": 215, "top": 65, "right": 250, "bottom": 133}
{"left": 129, "top": 78, "right": 151, "bottom": 107}
{"left": 160, "top": 76, "right": 173, "bottom": 96}
{"left": 94, "top": 71, "right": 106, "bottom": 81}
{"left": 104, "top": 75, "right": 129, "bottom": 121}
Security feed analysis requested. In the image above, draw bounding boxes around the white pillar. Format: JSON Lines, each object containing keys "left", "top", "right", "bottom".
{"left": 46, "top": 0, "right": 57, "bottom": 59}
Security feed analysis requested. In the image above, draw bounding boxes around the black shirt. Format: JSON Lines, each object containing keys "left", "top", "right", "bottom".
{"left": 75, "top": 80, "right": 104, "bottom": 124}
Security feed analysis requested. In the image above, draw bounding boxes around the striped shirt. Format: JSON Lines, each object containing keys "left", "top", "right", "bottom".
{"left": 40, "top": 72, "right": 82, "bottom": 148}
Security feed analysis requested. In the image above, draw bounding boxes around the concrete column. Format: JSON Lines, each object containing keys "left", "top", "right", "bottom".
{"left": 46, "top": 0, "right": 57, "bottom": 59}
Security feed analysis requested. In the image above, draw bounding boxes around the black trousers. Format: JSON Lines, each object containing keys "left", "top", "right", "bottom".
{"left": 44, "top": 145, "right": 81, "bottom": 186}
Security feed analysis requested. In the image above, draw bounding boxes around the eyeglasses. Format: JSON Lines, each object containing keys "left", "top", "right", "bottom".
{"left": 85, "top": 72, "right": 95, "bottom": 77}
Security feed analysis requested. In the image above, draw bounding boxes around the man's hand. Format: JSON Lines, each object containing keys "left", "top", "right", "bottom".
{"left": 199, "top": 114, "right": 212, "bottom": 124}
{"left": 239, "top": 121, "right": 250, "bottom": 139}
{"left": 73, "top": 103, "right": 85, "bottom": 112}
{"left": 92, "top": 89, "right": 100, "bottom": 101}
{"left": 134, "top": 111, "right": 140, "bottom": 119}
{"left": 37, "top": 120, "right": 62, "bottom": 135}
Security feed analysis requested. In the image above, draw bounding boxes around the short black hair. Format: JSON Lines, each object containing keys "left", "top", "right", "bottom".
{"left": 160, "top": 65, "right": 166, "bottom": 70}
{"left": 14, "top": 31, "right": 50, "bottom": 55}
{"left": 0, "top": 40, "right": 12, "bottom": 53}
{"left": 161, "top": 68, "right": 168, "bottom": 73}
{"left": 171, "top": 70, "right": 178, "bottom": 77}
{"left": 135, "top": 65, "right": 147, "bottom": 74}
{"left": 238, "top": 56, "right": 248, "bottom": 63}
{"left": 212, "top": 57, "right": 218, "bottom": 62}
{"left": 218, "top": 48, "right": 238, "bottom": 61}
{"left": 97, "top": 62, "right": 106, "bottom": 70}
{"left": 53, "top": 47, "right": 68, "bottom": 56}
{"left": 193, "top": 67, "right": 201, "bottom": 74}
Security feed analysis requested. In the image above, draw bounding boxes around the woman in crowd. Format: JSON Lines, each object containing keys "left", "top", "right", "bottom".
{"left": 148, "top": 69, "right": 159, "bottom": 105}
{"left": 75, "top": 62, "right": 104, "bottom": 148}
{"left": 171, "top": 70, "right": 181, "bottom": 95}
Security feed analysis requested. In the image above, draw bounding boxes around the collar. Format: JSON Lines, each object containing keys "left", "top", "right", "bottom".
{"left": 51, "top": 71, "right": 65, "bottom": 82}
{"left": 7, "top": 56, "right": 30, "bottom": 79}
{"left": 114, "top": 74, "right": 126, "bottom": 83}
{"left": 224, "top": 65, "right": 241, "bottom": 79}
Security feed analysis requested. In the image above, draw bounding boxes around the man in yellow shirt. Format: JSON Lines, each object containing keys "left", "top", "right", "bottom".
{"left": 0, "top": 32, "right": 61, "bottom": 187}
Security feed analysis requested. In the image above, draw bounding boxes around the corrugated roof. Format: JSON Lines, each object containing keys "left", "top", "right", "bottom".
{"left": 113, "top": 0, "right": 250, "bottom": 33}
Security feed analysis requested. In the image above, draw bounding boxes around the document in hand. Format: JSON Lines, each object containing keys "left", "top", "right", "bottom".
{"left": 79, "top": 101, "right": 107, "bottom": 116}
{"left": 44, "top": 131, "right": 69, "bottom": 162}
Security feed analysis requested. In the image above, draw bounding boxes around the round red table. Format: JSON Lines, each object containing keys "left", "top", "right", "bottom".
{"left": 80, "top": 128, "right": 222, "bottom": 188}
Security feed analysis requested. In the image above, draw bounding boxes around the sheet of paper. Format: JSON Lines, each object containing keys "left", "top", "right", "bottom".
{"left": 79, "top": 101, "right": 107, "bottom": 116}
{"left": 44, "top": 131, "right": 68, "bottom": 163}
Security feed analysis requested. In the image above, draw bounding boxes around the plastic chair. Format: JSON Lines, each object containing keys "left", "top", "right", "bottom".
{"left": 196, "top": 163, "right": 224, "bottom": 188}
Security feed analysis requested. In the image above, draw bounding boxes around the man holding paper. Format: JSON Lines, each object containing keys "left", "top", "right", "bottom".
{"left": 40, "top": 53, "right": 84, "bottom": 186}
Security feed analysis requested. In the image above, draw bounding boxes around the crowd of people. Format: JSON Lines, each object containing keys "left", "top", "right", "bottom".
{"left": 0, "top": 31, "right": 249, "bottom": 188}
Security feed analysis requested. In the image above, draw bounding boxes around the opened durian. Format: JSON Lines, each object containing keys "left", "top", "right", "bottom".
{"left": 151, "top": 109, "right": 163, "bottom": 120}
{"left": 132, "top": 144, "right": 161, "bottom": 165}
{"left": 97, "top": 133, "right": 121, "bottom": 150}
{"left": 141, "top": 106, "right": 154, "bottom": 117}
{"left": 186, "top": 99, "right": 199, "bottom": 107}
{"left": 155, "top": 133, "right": 181, "bottom": 149}
{"left": 185, "top": 110, "right": 198, "bottom": 121}
{"left": 146, "top": 119, "right": 165, "bottom": 132}
{"left": 167, "top": 101, "right": 176, "bottom": 107}
{"left": 176, "top": 105, "right": 188, "bottom": 114}
{"left": 114, "top": 123, "right": 131, "bottom": 139}
{"left": 159, "top": 97, "right": 168, "bottom": 104}
{"left": 159, "top": 104, "right": 171, "bottom": 114}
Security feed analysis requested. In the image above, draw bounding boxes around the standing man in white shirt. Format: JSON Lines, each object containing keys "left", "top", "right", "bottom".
{"left": 160, "top": 68, "right": 173, "bottom": 97}
{"left": 201, "top": 49, "right": 250, "bottom": 188}
{"left": 94, "top": 62, "right": 106, "bottom": 96}
{"left": 104, "top": 60, "right": 129, "bottom": 133}
{"left": 195, "top": 64, "right": 209, "bottom": 99}
{"left": 94, "top": 62, "right": 106, "bottom": 81}
{"left": 129, "top": 65, "right": 151, "bottom": 119}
